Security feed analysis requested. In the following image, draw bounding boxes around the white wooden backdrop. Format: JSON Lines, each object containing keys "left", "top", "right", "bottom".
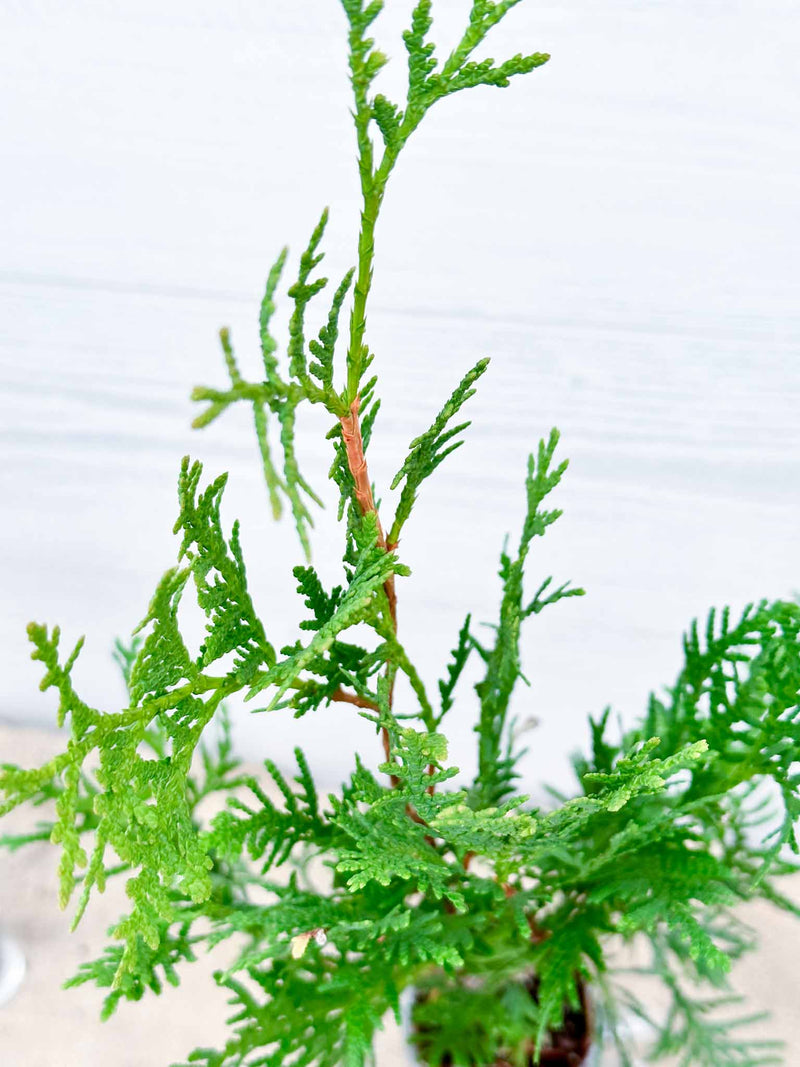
{"left": 1, "top": 0, "right": 798, "bottom": 792}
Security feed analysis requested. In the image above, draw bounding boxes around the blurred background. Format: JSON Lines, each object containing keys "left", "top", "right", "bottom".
{"left": 1, "top": 0, "right": 799, "bottom": 1062}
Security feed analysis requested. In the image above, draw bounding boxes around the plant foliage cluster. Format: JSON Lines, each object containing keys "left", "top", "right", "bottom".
{"left": 2, "top": 3, "right": 799, "bottom": 1066}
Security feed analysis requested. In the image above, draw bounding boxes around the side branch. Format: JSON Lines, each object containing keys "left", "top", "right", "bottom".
{"left": 330, "top": 686, "right": 378, "bottom": 712}
{"left": 331, "top": 685, "right": 397, "bottom": 784}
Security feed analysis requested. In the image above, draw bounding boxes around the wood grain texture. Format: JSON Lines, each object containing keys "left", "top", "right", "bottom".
{"left": 1, "top": 0, "right": 798, "bottom": 797}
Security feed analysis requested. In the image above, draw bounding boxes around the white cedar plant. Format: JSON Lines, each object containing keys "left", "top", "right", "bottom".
{"left": 2, "top": 3, "right": 799, "bottom": 1065}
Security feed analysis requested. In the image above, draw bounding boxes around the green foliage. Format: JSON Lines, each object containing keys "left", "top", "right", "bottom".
{"left": 0, "top": 463, "right": 261, "bottom": 985}
{"left": 411, "top": 976, "right": 542, "bottom": 1067}
{"left": 338, "top": 0, "right": 550, "bottom": 400}
{"left": 247, "top": 513, "right": 409, "bottom": 713}
{"left": 176, "top": 962, "right": 390, "bottom": 1067}
{"left": 400, "top": 0, "right": 550, "bottom": 120}
{"left": 64, "top": 914, "right": 200, "bottom": 1021}
{"left": 388, "top": 358, "right": 488, "bottom": 545}
{"left": 625, "top": 937, "right": 786, "bottom": 1067}
{"left": 436, "top": 613, "right": 472, "bottom": 725}
{"left": 529, "top": 909, "right": 605, "bottom": 1059}
{"left": 648, "top": 991, "right": 783, "bottom": 1067}
{"left": 175, "top": 457, "right": 275, "bottom": 682}
{"left": 2, "top": 5, "right": 799, "bottom": 1067}
{"left": 191, "top": 215, "right": 346, "bottom": 559}
{"left": 205, "top": 749, "right": 326, "bottom": 874}
{"left": 638, "top": 599, "right": 800, "bottom": 856}
{"left": 471, "top": 429, "right": 584, "bottom": 810}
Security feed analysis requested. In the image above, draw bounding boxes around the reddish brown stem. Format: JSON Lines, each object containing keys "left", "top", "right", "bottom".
{"left": 330, "top": 686, "right": 378, "bottom": 711}
{"left": 339, "top": 400, "right": 438, "bottom": 844}
{"left": 339, "top": 399, "right": 400, "bottom": 786}
{"left": 330, "top": 686, "right": 399, "bottom": 786}
{"left": 339, "top": 398, "right": 397, "bottom": 627}
{"left": 339, "top": 397, "right": 379, "bottom": 527}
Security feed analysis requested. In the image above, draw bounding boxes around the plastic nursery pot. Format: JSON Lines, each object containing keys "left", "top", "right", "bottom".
{"left": 400, "top": 980, "right": 601, "bottom": 1067}
{"left": 0, "top": 928, "right": 26, "bottom": 1007}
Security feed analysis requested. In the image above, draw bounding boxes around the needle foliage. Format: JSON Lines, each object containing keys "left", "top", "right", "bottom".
{"left": 2, "top": 3, "right": 799, "bottom": 1066}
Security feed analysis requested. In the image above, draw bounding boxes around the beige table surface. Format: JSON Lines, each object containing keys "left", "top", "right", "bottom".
{"left": 1, "top": 723, "right": 798, "bottom": 1067}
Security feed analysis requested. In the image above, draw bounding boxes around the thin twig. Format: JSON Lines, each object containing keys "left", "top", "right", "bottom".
{"left": 330, "top": 686, "right": 378, "bottom": 711}
{"left": 331, "top": 686, "right": 399, "bottom": 785}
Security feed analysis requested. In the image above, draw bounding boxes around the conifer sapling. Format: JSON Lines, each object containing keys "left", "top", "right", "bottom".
{"left": 2, "top": 2, "right": 799, "bottom": 1065}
